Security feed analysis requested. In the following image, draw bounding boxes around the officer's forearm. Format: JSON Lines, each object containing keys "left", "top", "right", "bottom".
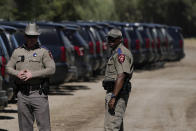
{"left": 31, "top": 67, "right": 55, "bottom": 78}
{"left": 6, "top": 66, "right": 19, "bottom": 77}
{"left": 113, "top": 73, "right": 125, "bottom": 96}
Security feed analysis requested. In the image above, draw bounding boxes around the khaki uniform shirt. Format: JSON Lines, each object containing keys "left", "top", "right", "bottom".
{"left": 6, "top": 44, "right": 55, "bottom": 85}
{"left": 104, "top": 43, "right": 133, "bottom": 81}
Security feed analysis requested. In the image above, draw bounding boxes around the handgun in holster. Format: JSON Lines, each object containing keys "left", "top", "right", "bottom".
{"left": 39, "top": 78, "right": 49, "bottom": 95}
{"left": 122, "top": 73, "right": 132, "bottom": 92}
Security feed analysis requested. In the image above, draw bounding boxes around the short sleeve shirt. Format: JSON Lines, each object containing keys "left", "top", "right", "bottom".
{"left": 104, "top": 43, "right": 133, "bottom": 81}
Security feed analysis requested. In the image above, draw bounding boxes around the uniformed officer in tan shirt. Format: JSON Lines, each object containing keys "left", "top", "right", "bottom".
{"left": 103, "top": 28, "right": 133, "bottom": 131}
{"left": 6, "top": 23, "right": 55, "bottom": 131}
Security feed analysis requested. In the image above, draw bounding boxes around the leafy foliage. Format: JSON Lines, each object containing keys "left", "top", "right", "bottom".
{"left": 0, "top": 0, "right": 196, "bottom": 36}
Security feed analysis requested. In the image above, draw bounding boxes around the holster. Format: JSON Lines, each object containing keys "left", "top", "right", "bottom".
{"left": 102, "top": 74, "right": 132, "bottom": 93}
{"left": 102, "top": 80, "right": 115, "bottom": 92}
{"left": 121, "top": 82, "right": 131, "bottom": 93}
{"left": 40, "top": 78, "right": 49, "bottom": 95}
{"left": 122, "top": 73, "right": 132, "bottom": 93}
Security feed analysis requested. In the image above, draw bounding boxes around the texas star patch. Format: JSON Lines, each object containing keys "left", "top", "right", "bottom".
{"left": 118, "top": 54, "right": 125, "bottom": 63}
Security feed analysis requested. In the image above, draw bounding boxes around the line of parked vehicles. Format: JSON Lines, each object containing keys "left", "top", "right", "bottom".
{"left": 0, "top": 21, "right": 185, "bottom": 110}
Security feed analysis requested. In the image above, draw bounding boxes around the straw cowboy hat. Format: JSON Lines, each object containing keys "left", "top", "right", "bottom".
{"left": 25, "top": 23, "right": 40, "bottom": 36}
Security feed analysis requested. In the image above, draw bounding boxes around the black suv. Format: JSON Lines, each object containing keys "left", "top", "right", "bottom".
{"left": 0, "top": 26, "right": 14, "bottom": 101}
{"left": 134, "top": 23, "right": 155, "bottom": 64}
{"left": 160, "top": 25, "right": 176, "bottom": 61}
{"left": 167, "top": 26, "right": 185, "bottom": 61}
{"left": 0, "top": 46, "right": 8, "bottom": 110}
{"left": 76, "top": 23, "right": 100, "bottom": 74}
{"left": 37, "top": 22, "right": 77, "bottom": 83}
{"left": 61, "top": 23, "right": 92, "bottom": 80}
{"left": 148, "top": 24, "right": 164, "bottom": 62}
{"left": 77, "top": 22, "right": 106, "bottom": 74}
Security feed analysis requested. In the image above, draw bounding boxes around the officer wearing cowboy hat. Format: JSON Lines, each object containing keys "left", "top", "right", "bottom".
{"left": 6, "top": 22, "right": 55, "bottom": 131}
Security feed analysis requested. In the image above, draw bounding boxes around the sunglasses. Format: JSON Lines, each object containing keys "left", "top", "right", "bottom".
{"left": 107, "top": 36, "right": 117, "bottom": 42}
{"left": 26, "top": 35, "right": 38, "bottom": 39}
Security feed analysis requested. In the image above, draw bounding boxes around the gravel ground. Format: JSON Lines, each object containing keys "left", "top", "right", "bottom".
{"left": 0, "top": 39, "right": 196, "bottom": 131}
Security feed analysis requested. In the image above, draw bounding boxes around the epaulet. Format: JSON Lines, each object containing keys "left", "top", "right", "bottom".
{"left": 41, "top": 45, "right": 49, "bottom": 50}
{"left": 117, "top": 48, "right": 122, "bottom": 55}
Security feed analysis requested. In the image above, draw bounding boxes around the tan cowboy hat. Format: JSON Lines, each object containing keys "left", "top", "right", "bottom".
{"left": 25, "top": 23, "right": 40, "bottom": 36}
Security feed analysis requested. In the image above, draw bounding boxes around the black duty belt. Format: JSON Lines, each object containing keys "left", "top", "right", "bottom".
{"left": 19, "top": 84, "right": 42, "bottom": 91}
{"left": 102, "top": 80, "right": 131, "bottom": 93}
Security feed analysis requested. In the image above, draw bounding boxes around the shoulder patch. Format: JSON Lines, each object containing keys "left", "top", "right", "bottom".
{"left": 117, "top": 48, "right": 125, "bottom": 63}
{"left": 118, "top": 54, "right": 125, "bottom": 63}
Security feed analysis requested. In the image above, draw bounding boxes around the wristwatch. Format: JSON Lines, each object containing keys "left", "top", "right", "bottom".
{"left": 111, "top": 93, "right": 117, "bottom": 98}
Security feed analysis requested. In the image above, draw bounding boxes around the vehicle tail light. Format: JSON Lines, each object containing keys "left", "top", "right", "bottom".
{"left": 74, "top": 46, "right": 84, "bottom": 56}
{"left": 179, "top": 40, "right": 183, "bottom": 48}
{"left": 1, "top": 56, "right": 6, "bottom": 77}
{"left": 124, "top": 38, "right": 128, "bottom": 48}
{"left": 96, "top": 41, "right": 101, "bottom": 54}
{"left": 135, "top": 39, "right": 140, "bottom": 50}
{"left": 60, "top": 46, "right": 66, "bottom": 62}
{"left": 157, "top": 38, "right": 161, "bottom": 48}
{"left": 145, "top": 38, "right": 150, "bottom": 48}
{"left": 102, "top": 42, "right": 107, "bottom": 50}
{"left": 89, "top": 41, "right": 94, "bottom": 54}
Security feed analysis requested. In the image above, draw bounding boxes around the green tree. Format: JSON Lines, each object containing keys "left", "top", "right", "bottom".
{"left": 76, "top": 0, "right": 117, "bottom": 21}
{"left": 1, "top": 0, "right": 196, "bottom": 36}
{"left": 40, "top": 0, "right": 81, "bottom": 21}
{"left": 138, "top": 0, "right": 196, "bottom": 36}
{"left": 0, "top": 0, "right": 15, "bottom": 20}
{"left": 113, "top": 0, "right": 142, "bottom": 22}
{"left": 13, "top": 0, "right": 49, "bottom": 21}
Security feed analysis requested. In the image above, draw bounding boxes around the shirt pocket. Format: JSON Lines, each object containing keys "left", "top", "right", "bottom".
{"left": 16, "top": 56, "right": 24, "bottom": 68}
{"left": 16, "top": 56, "right": 24, "bottom": 63}
{"left": 29, "top": 56, "right": 41, "bottom": 63}
{"left": 107, "top": 60, "right": 116, "bottom": 73}
{"left": 29, "top": 56, "right": 42, "bottom": 70}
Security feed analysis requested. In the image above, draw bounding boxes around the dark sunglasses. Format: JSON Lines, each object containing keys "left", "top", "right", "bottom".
{"left": 107, "top": 36, "right": 117, "bottom": 42}
{"left": 107, "top": 36, "right": 121, "bottom": 42}
{"left": 25, "top": 35, "right": 38, "bottom": 39}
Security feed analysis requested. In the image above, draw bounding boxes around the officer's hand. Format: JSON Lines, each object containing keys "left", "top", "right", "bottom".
{"left": 17, "top": 70, "right": 26, "bottom": 80}
{"left": 23, "top": 70, "right": 32, "bottom": 81}
{"left": 108, "top": 98, "right": 116, "bottom": 109}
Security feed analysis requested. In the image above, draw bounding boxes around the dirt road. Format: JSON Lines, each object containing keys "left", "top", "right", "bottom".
{"left": 0, "top": 39, "right": 196, "bottom": 131}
